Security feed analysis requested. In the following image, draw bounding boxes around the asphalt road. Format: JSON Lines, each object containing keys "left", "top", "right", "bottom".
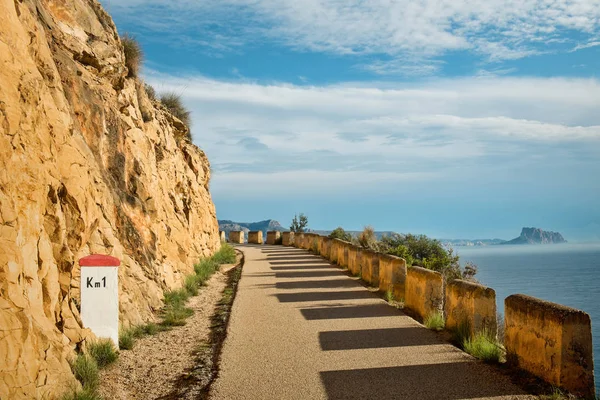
{"left": 210, "top": 245, "right": 534, "bottom": 400}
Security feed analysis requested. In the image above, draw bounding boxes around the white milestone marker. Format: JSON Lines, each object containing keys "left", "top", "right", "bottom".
{"left": 79, "top": 255, "right": 120, "bottom": 348}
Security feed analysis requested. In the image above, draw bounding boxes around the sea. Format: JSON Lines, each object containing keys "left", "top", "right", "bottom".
{"left": 457, "top": 243, "right": 600, "bottom": 392}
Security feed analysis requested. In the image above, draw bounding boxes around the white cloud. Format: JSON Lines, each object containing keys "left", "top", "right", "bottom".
{"left": 108, "top": 0, "right": 600, "bottom": 69}
{"left": 144, "top": 72, "right": 600, "bottom": 195}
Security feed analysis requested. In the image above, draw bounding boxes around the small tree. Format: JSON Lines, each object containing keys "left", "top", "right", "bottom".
{"left": 329, "top": 227, "right": 352, "bottom": 242}
{"left": 290, "top": 213, "right": 308, "bottom": 233}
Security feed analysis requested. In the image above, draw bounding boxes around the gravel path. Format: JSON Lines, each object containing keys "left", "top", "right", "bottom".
{"left": 98, "top": 263, "right": 235, "bottom": 400}
{"left": 210, "top": 245, "right": 536, "bottom": 400}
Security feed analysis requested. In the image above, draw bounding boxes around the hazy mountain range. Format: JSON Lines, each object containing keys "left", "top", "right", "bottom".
{"left": 218, "top": 220, "right": 567, "bottom": 246}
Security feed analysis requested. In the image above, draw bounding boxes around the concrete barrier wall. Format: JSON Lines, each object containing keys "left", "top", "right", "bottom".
{"left": 219, "top": 231, "right": 226, "bottom": 241}
{"left": 338, "top": 241, "right": 350, "bottom": 269}
{"left": 445, "top": 280, "right": 496, "bottom": 337}
{"left": 248, "top": 231, "right": 263, "bottom": 244}
{"left": 378, "top": 254, "right": 407, "bottom": 301}
{"left": 330, "top": 238, "right": 340, "bottom": 264}
{"left": 320, "top": 237, "right": 331, "bottom": 259}
{"left": 505, "top": 294, "right": 595, "bottom": 399}
{"left": 347, "top": 245, "right": 362, "bottom": 276}
{"left": 282, "top": 232, "right": 294, "bottom": 246}
{"left": 360, "top": 249, "right": 380, "bottom": 286}
{"left": 266, "top": 231, "right": 281, "bottom": 245}
{"left": 229, "top": 231, "right": 244, "bottom": 244}
{"left": 405, "top": 266, "right": 443, "bottom": 322}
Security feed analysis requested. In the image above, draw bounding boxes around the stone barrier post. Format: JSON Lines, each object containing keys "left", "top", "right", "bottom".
{"left": 338, "top": 241, "right": 350, "bottom": 269}
{"left": 445, "top": 280, "right": 496, "bottom": 338}
{"left": 219, "top": 231, "right": 226, "bottom": 242}
{"left": 229, "top": 231, "right": 244, "bottom": 244}
{"left": 294, "top": 233, "right": 304, "bottom": 248}
{"left": 266, "top": 231, "right": 281, "bottom": 245}
{"left": 505, "top": 294, "right": 595, "bottom": 399}
{"left": 248, "top": 231, "right": 263, "bottom": 244}
{"left": 405, "top": 266, "right": 443, "bottom": 322}
{"left": 378, "top": 254, "right": 407, "bottom": 301}
{"left": 282, "top": 232, "right": 295, "bottom": 246}
{"left": 79, "top": 255, "right": 120, "bottom": 348}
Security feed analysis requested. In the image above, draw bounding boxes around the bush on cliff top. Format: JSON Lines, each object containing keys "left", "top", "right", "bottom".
{"left": 160, "top": 92, "right": 191, "bottom": 127}
{"left": 121, "top": 34, "right": 143, "bottom": 78}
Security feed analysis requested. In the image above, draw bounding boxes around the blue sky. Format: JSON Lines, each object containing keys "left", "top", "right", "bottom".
{"left": 103, "top": 0, "right": 600, "bottom": 241}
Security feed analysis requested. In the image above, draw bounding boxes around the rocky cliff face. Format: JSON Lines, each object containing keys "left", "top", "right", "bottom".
{"left": 0, "top": 0, "right": 220, "bottom": 398}
{"left": 504, "top": 227, "right": 567, "bottom": 245}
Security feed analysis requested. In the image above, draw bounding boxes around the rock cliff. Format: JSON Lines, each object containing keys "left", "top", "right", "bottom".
{"left": 0, "top": 0, "right": 220, "bottom": 398}
{"left": 504, "top": 227, "right": 567, "bottom": 245}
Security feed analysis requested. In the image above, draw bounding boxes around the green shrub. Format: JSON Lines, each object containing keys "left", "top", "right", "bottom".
{"left": 290, "top": 213, "right": 308, "bottom": 233}
{"left": 160, "top": 92, "right": 191, "bottom": 127}
{"left": 329, "top": 227, "right": 353, "bottom": 242}
{"left": 211, "top": 243, "right": 237, "bottom": 264}
{"left": 357, "top": 226, "right": 379, "bottom": 250}
{"left": 424, "top": 311, "right": 445, "bottom": 331}
{"left": 463, "top": 330, "right": 502, "bottom": 363}
{"left": 87, "top": 339, "right": 118, "bottom": 368}
{"left": 72, "top": 354, "right": 99, "bottom": 392}
{"left": 119, "top": 328, "right": 135, "bottom": 350}
{"left": 121, "top": 33, "right": 143, "bottom": 78}
{"left": 384, "top": 290, "right": 395, "bottom": 303}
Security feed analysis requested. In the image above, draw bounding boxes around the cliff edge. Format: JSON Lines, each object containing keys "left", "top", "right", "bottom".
{"left": 0, "top": 0, "right": 220, "bottom": 398}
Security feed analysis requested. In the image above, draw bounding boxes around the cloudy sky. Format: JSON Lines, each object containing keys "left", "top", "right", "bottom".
{"left": 103, "top": 0, "right": 600, "bottom": 240}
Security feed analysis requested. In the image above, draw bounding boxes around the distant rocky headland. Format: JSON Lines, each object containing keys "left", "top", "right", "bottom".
{"left": 502, "top": 227, "right": 567, "bottom": 245}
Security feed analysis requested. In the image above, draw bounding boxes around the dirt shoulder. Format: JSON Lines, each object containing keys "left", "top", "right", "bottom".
{"left": 99, "top": 254, "right": 242, "bottom": 400}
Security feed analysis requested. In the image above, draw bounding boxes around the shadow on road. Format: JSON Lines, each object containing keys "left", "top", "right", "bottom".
{"left": 320, "top": 362, "right": 525, "bottom": 400}
{"left": 319, "top": 327, "right": 444, "bottom": 350}
{"left": 274, "top": 290, "right": 375, "bottom": 303}
{"left": 300, "top": 304, "right": 401, "bottom": 320}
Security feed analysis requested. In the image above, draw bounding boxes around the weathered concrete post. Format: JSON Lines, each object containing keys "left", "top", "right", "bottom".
{"left": 282, "top": 232, "right": 295, "bottom": 246}
{"left": 248, "top": 231, "right": 263, "bottom": 244}
{"left": 320, "top": 237, "right": 331, "bottom": 259}
{"left": 229, "top": 231, "right": 244, "bottom": 244}
{"left": 445, "top": 280, "right": 496, "bottom": 338}
{"left": 219, "top": 231, "right": 226, "bottom": 242}
{"left": 378, "top": 254, "right": 407, "bottom": 301}
{"left": 405, "top": 266, "right": 443, "bottom": 322}
{"left": 505, "top": 294, "right": 595, "bottom": 399}
{"left": 79, "top": 255, "right": 120, "bottom": 348}
{"left": 360, "top": 249, "right": 380, "bottom": 286}
{"left": 266, "top": 231, "right": 281, "bottom": 245}
{"left": 293, "top": 232, "right": 304, "bottom": 248}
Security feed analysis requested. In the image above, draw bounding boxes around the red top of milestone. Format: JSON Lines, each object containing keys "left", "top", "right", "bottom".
{"left": 79, "top": 254, "right": 120, "bottom": 267}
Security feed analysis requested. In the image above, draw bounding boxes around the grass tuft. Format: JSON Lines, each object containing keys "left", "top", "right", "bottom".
{"left": 185, "top": 274, "right": 201, "bottom": 296}
{"left": 211, "top": 243, "right": 237, "bottom": 265}
{"left": 119, "top": 328, "right": 135, "bottom": 350}
{"left": 161, "top": 304, "right": 194, "bottom": 326}
{"left": 61, "top": 387, "right": 101, "bottom": 400}
{"left": 72, "top": 354, "right": 99, "bottom": 392}
{"left": 424, "top": 311, "right": 445, "bottom": 331}
{"left": 385, "top": 290, "right": 395, "bottom": 302}
{"left": 87, "top": 339, "right": 118, "bottom": 368}
{"left": 463, "top": 330, "right": 502, "bottom": 363}
{"left": 121, "top": 33, "right": 143, "bottom": 77}
{"left": 160, "top": 92, "right": 191, "bottom": 127}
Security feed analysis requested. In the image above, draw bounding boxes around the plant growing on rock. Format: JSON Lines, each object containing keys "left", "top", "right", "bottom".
{"left": 160, "top": 92, "right": 191, "bottom": 128}
{"left": 121, "top": 33, "right": 143, "bottom": 77}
